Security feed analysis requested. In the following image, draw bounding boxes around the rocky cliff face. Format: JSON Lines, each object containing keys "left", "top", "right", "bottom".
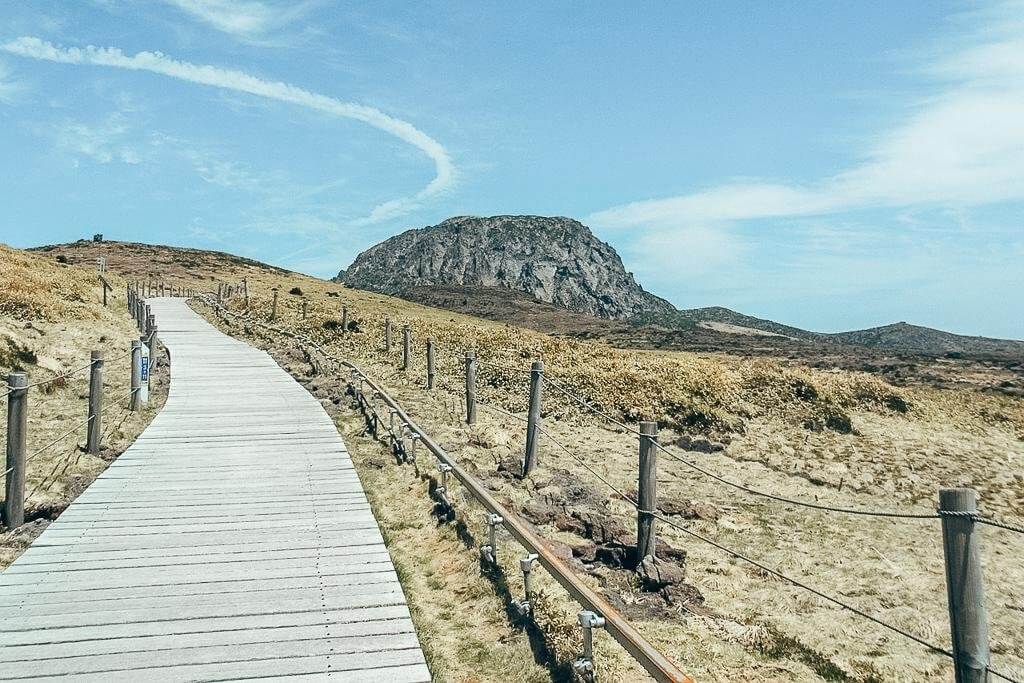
{"left": 337, "top": 215, "right": 676, "bottom": 319}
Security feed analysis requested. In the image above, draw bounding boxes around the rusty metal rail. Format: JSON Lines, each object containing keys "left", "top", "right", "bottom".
{"left": 201, "top": 297, "right": 692, "bottom": 683}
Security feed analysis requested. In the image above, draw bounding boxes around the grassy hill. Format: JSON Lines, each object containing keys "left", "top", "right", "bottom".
{"left": 27, "top": 238, "right": 1024, "bottom": 682}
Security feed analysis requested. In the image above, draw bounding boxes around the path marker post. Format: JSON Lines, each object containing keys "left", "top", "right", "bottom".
{"left": 3, "top": 372, "right": 27, "bottom": 529}
{"left": 341, "top": 306, "right": 348, "bottom": 334}
{"left": 130, "top": 340, "right": 142, "bottom": 412}
{"left": 385, "top": 318, "right": 392, "bottom": 352}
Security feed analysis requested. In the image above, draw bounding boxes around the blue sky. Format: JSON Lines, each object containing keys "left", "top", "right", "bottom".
{"left": 1, "top": 2, "right": 1022, "bottom": 338}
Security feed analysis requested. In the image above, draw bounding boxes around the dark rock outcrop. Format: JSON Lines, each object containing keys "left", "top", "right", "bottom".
{"left": 337, "top": 215, "right": 675, "bottom": 320}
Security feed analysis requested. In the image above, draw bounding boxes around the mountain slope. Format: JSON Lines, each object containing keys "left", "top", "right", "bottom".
{"left": 337, "top": 215, "right": 675, "bottom": 319}
{"left": 827, "top": 322, "right": 1024, "bottom": 355}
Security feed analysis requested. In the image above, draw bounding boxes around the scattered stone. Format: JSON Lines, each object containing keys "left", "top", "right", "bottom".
{"left": 675, "top": 435, "right": 725, "bottom": 453}
{"left": 637, "top": 556, "right": 686, "bottom": 591}
{"left": 544, "top": 539, "right": 574, "bottom": 563}
{"left": 659, "top": 498, "right": 719, "bottom": 522}
{"left": 363, "top": 457, "right": 387, "bottom": 470}
{"left": 571, "top": 541, "right": 598, "bottom": 563}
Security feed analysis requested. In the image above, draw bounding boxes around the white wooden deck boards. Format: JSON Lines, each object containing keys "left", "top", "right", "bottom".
{"left": 0, "top": 298, "right": 430, "bottom": 682}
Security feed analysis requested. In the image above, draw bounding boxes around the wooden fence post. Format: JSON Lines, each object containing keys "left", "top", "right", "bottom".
{"left": 130, "top": 340, "right": 142, "bottom": 412}
{"left": 939, "top": 488, "right": 990, "bottom": 682}
{"left": 637, "top": 421, "right": 658, "bottom": 564}
{"left": 271, "top": 289, "right": 278, "bottom": 321}
{"left": 86, "top": 351, "right": 103, "bottom": 454}
{"left": 465, "top": 351, "right": 477, "bottom": 424}
{"left": 302, "top": 299, "right": 308, "bottom": 320}
{"left": 341, "top": 306, "right": 348, "bottom": 334}
{"left": 426, "top": 339, "right": 436, "bottom": 390}
{"left": 3, "top": 372, "right": 27, "bottom": 529}
{"left": 385, "top": 318, "right": 392, "bottom": 352}
{"left": 402, "top": 326, "right": 411, "bottom": 371}
{"left": 522, "top": 360, "right": 544, "bottom": 475}
{"left": 243, "top": 278, "right": 250, "bottom": 308}
{"left": 147, "top": 325, "right": 159, "bottom": 376}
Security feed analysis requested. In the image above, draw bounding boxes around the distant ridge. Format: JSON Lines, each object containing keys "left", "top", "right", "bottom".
{"left": 826, "top": 321, "right": 1024, "bottom": 355}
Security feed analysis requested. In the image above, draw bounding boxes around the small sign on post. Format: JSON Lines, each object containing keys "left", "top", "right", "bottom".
{"left": 139, "top": 344, "right": 150, "bottom": 403}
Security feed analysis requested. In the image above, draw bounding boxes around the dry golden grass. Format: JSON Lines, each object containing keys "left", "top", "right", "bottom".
{"left": 36, "top": 241, "right": 1023, "bottom": 681}
{"left": 0, "top": 244, "right": 167, "bottom": 567}
{"left": 194, "top": 268, "right": 1023, "bottom": 682}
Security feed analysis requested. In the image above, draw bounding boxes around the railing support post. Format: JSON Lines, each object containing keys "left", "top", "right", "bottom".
{"left": 426, "top": 339, "right": 436, "bottom": 390}
{"left": 523, "top": 360, "right": 544, "bottom": 476}
{"left": 637, "top": 421, "right": 658, "bottom": 565}
{"left": 130, "top": 340, "right": 142, "bottom": 412}
{"left": 243, "top": 278, "right": 250, "bottom": 309}
{"left": 385, "top": 318, "right": 392, "bottom": 352}
{"left": 939, "top": 488, "right": 990, "bottom": 683}
{"left": 341, "top": 306, "right": 348, "bottom": 334}
{"left": 86, "top": 351, "right": 104, "bottom": 454}
{"left": 4, "top": 372, "right": 28, "bottom": 529}
{"left": 464, "top": 352, "right": 477, "bottom": 424}
{"left": 271, "top": 289, "right": 278, "bottom": 321}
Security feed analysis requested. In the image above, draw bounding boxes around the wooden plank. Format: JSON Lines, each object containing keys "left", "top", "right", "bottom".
{"left": 0, "top": 298, "right": 428, "bottom": 681}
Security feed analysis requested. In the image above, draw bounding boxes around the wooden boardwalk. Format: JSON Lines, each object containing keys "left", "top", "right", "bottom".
{"left": 0, "top": 299, "right": 430, "bottom": 682}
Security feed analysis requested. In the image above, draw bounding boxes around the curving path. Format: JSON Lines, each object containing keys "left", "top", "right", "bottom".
{"left": 0, "top": 298, "right": 429, "bottom": 682}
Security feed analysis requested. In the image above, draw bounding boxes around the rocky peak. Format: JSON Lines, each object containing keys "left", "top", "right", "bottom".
{"left": 337, "top": 215, "right": 675, "bottom": 319}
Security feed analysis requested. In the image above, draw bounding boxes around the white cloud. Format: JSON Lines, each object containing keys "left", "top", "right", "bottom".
{"left": 158, "top": 0, "right": 318, "bottom": 38}
{"left": 0, "top": 60, "right": 24, "bottom": 104}
{"left": 590, "top": 3, "right": 1024, "bottom": 230}
{"left": 53, "top": 114, "right": 142, "bottom": 165}
{"left": 1, "top": 37, "right": 455, "bottom": 224}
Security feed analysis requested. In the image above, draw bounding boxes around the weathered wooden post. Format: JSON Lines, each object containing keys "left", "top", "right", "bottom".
{"left": 86, "top": 351, "right": 103, "bottom": 454}
{"left": 302, "top": 299, "right": 308, "bottom": 320}
{"left": 402, "top": 326, "right": 411, "bottom": 371}
{"left": 130, "top": 340, "right": 142, "bottom": 412}
{"left": 243, "top": 278, "right": 250, "bottom": 308}
{"left": 464, "top": 351, "right": 477, "bottom": 424}
{"left": 939, "top": 488, "right": 990, "bottom": 682}
{"left": 147, "top": 325, "right": 159, "bottom": 375}
{"left": 270, "top": 289, "right": 279, "bottom": 321}
{"left": 522, "top": 360, "right": 544, "bottom": 475}
{"left": 217, "top": 283, "right": 223, "bottom": 304}
{"left": 637, "top": 421, "right": 658, "bottom": 564}
{"left": 341, "top": 306, "right": 348, "bottom": 334}
{"left": 385, "top": 318, "right": 392, "bottom": 352}
{"left": 3, "top": 372, "right": 27, "bottom": 529}
{"left": 426, "top": 339, "right": 436, "bottom": 390}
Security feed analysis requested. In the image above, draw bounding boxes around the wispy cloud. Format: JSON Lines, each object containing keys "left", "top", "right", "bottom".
{"left": 1, "top": 37, "right": 455, "bottom": 224}
{"left": 52, "top": 113, "right": 142, "bottom": 165}
{"left": 590, "top": 1, "right": 1024, "bottom": 230}
{"left": 158, "top": 0, "right": 316, "bottom": 39}
{"left": 0, "top": 60, "right": 24, "bottom": 104}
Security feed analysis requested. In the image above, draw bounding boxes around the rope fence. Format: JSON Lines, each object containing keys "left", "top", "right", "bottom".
{"left": 2, "top": 279, "right": 171, "bottom": 529}
{"left": 201, "top": 293, "right": 1024, "bottom": 683}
